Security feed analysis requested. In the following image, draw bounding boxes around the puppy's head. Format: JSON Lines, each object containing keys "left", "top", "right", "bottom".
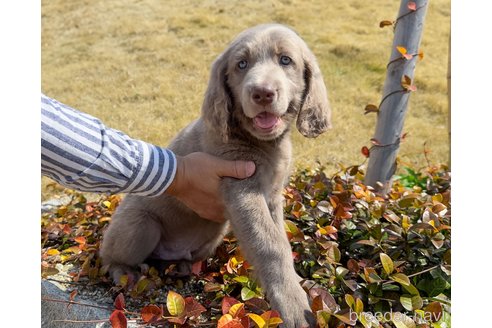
{"left": 202, "top": 24, "right": 332, "bottom": 142}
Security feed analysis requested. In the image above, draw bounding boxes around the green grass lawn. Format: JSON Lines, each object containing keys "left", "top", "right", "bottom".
{"left": 42, "top": 0, "right": 450, "bottom": 197}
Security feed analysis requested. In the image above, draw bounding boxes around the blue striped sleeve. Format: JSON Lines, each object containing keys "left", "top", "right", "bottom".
{"left": 41, "top": 94, "right": 177, "bottom": 196}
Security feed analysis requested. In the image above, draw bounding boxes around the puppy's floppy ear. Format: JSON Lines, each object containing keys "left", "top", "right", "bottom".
{"left": 296, "top": 43, "right": 332, "bottom": 138}
{"left": 201, "top": 52, "right": 232, "bottom": 143}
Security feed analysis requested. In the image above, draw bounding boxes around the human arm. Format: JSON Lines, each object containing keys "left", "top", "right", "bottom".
{"left": 41, "top": 94, "right": 255, "bottom": 221}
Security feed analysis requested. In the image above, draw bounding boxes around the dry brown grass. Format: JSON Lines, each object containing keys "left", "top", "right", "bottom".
{"left": 42, "top": 0, "right": 450, "bottom": 197}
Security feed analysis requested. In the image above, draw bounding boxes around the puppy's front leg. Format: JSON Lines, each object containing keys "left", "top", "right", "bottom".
{"left": 222, "top": 178, "right": 315, "bottom": 328}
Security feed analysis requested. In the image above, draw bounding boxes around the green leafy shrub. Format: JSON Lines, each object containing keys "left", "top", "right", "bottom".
{"left": 41, "top": 163, "right": 451, "bottom": 327}
{"left": 283, "top": 163, "right": 451, "bottom": 327}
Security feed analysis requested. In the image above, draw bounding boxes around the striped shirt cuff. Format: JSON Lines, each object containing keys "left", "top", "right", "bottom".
{"left": 118, "top": 141, "right": 177, "bottom": 196}
{"left": 41, "top": 94, "right": 177, "bottom": 197}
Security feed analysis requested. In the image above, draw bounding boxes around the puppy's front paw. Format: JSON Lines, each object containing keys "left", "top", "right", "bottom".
{"left": 107, "top": 264, "right": 141, "bottom": 288}
{"left": 269, "top": 284, "right": 315, "bottom": 328}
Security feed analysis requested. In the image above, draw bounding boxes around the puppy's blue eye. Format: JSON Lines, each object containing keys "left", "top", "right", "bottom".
{"left": 238, "top": 60, "right": 248, "bottom": 70}
{"left": 280, "top": 55, "right": 292, "bottom": 66}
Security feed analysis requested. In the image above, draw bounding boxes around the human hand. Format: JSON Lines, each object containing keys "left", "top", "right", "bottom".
{"left": 165, "top": 152, "right": 256, "bottom": 222}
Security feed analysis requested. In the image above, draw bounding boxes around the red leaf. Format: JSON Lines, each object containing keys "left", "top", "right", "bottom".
{"left": 168, "top": 316, "right": 187, "bottom": 325}
{"left": 245, "top": 298, "right": 270, "bottom": 312}
{"left": 347, "top": 259, "right": 360, "bottom": 273}
{"left": 114, "top": 293, "right": 125, "bottom": 310}
{"left": 185, "top": 297, "right": 206, "bottom": 318}
{"left": 361, "top": 146, "right": 370, "bottom": 158}
{"left": 222, "top": 296, "right": 240, "bottom": 315}
{"left": 141, "top": 304, "right": 163, "bottom": 323}
{"left": 69, "top": 290, "right": 77, "bottom": 302}
{"left": 191, "top": 261, "right": 203, "bottom": 276}
{"left": 109, "top": 310, "right": 127, "bottom": 328}
{"left": 408, "top": 1, "right": 417, "bottom": 11}
{"left": 240, "top": 316, "right": 250, "bottom": 328}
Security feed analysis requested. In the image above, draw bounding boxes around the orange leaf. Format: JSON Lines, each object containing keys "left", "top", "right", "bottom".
{"left": 311, "top": 295, "right": 326, "bottom": 312}
{"left": 408, "top": 1, "right": 417, "bottom": 11}
{"left": 218, "top": 314, "right": 244, "bottom": 328}
{"left": 397, "top": 46, "right": 413, "bottom": 60}
{"left": 141, "top": 304, "right": 163, "bottom": 323}
{"left": 379, "top": 20, "right": 394, "bottom": 28}
{"left": 396, "top": 46, "right": 407, "bottom": 55}
{"left": 364, "top": 104, "right": 379, "bottom": 115}
{"left": 109, "top": 310, "right": 127, "bottom": 328}
{"left": 74, "top": 236, "right": 86, "bottom": 245}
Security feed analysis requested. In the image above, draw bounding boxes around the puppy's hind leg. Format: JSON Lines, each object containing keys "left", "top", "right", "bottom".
{"left": 100, "top": 210, "right": 161, "bottom": 285}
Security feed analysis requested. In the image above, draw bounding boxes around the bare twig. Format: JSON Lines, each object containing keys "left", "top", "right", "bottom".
{"left": 42, "top": 297, "right": 113, "bottom": 311}
{"left": 52, "top": 319, "right": 108, "bottom": 324}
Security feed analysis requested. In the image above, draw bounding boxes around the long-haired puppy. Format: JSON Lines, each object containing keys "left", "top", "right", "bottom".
{"left": 101, "top": 23, "right": 332, "bottom": 327}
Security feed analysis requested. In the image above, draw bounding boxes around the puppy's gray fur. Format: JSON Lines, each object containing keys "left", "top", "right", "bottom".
{"left": 100, "top": 24, "right": 331, "bottom": 327}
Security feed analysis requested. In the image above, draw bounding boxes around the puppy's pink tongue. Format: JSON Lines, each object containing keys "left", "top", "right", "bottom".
{"left": 254, "top": 112, "right": 279, "bottom": 129}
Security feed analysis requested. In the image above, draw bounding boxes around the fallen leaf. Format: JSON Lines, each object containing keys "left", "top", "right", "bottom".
{"left": 114, "top": 293, "right": 125, "bottom": 310}
{"left": 167, "top": 290, "right": 185, "bottom": 317}
{"left": 109, "top": 310, "right": 127, "bottom": 328}
{"left": 141, "top": 304, "right": 163, "bottom": 323}
{"left": 184, "top": 297, "right": 206, "bottom": 318}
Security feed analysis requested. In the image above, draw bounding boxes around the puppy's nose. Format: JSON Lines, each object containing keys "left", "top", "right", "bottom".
{"left": 252, "top": 86, "right": 276, "bottom": 106}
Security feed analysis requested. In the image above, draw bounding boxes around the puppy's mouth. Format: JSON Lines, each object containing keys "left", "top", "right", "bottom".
{"left": 253, "top": 112, "right": 281, "bottom": 131}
